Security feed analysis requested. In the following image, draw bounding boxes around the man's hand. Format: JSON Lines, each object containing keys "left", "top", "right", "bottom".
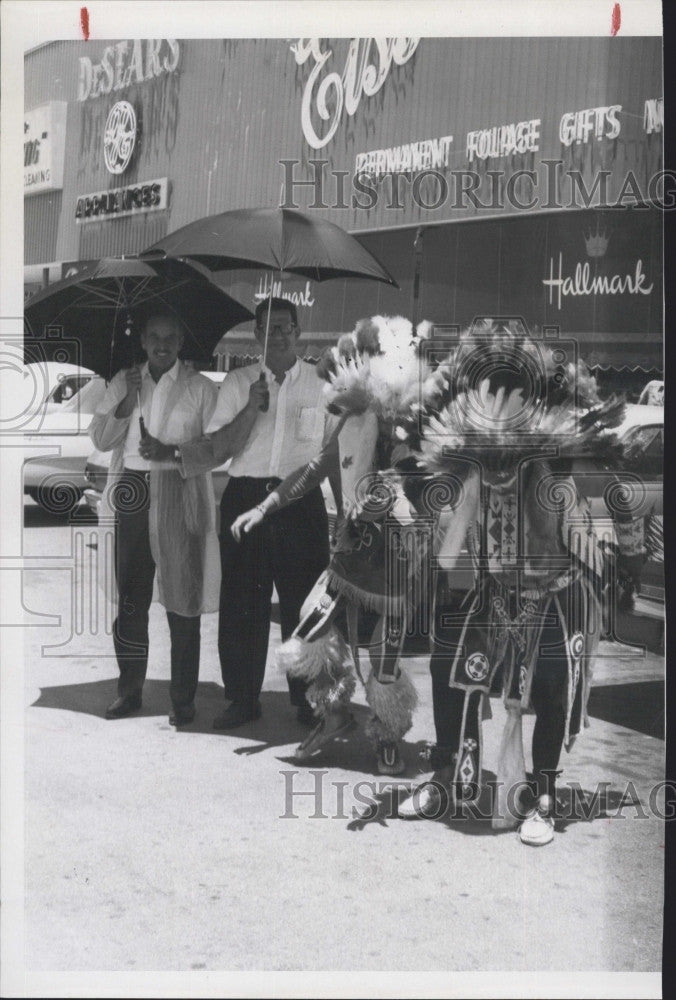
{"left": 247, "top": 377, "right": 269, "bottom": 413}
{"left": 125, "top": 366, "right": 142, "bottom": 397}
{"left": 231, "top": 506, "right": 266, "bottom": 541}
{"left": 115, "top": 367, "right": 143, "bottom": 418}
{"left": 139, "top": 433, "right": 175, "bottom": 462}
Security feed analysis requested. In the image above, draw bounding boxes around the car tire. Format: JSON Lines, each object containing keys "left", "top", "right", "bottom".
{"left": 35, "top": 482, "right": 82, "bottom": 515}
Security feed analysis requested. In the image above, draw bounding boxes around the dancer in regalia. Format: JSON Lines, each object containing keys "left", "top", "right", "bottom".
{"left": 396, "top": 322, "right": 625, "bottom": 845}
{"left": 231, "top": 315, "right": 431, "bottom": 776}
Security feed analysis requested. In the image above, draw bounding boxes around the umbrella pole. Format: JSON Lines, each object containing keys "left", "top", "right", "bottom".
{"left": 257, "top": 270, "right": 274, "bottom": 412}
{"left": 261, "top": 269, "right": 274, "bottom": 368}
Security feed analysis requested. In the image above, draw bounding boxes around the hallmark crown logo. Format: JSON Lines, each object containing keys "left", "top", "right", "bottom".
{"left": 583, "top": 222, "right": 610, "bottom": 258}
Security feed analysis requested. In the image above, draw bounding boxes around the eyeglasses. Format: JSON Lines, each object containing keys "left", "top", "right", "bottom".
{"left": 259, "top": 322, "right": 296, "bottom": 335}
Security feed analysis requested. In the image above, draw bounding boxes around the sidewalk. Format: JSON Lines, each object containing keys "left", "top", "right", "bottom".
{"left": 21, "top": 564, "right": 665, "bottom": 973}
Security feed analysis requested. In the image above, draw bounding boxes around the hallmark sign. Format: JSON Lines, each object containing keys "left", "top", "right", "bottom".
{"left": 24, "top": 103, "right": 68, "bottom": 196}
{"left": 75, "top": 177, "right": 168, "bottom": 223}
{"left": 542, "top": 254, "right": 653, "bottom": 310}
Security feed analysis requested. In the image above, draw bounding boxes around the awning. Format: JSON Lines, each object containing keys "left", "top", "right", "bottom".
{"left": 215, "top": 333, "right": 338, "bottom": 360}
{"left": 578, "top": 340, "right": 663, "bottom": 374}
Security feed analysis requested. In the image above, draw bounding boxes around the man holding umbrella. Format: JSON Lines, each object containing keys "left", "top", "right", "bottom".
{"left": 181, "top": 297, "right": 329, "bottom": 729}
{"left": 90, "top": 309, "right": 220, "bottom": 725}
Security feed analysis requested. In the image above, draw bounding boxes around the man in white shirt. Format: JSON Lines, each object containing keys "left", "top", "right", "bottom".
{"left": 90, "top": 311, "right": 219, "bottom": 724}
{"left": 183, "top": 298, "right": 329, "bottom": 729}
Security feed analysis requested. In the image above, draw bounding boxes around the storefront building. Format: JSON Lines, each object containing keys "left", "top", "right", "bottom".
{"left": 25, "top": 36, "right": 663, "bottom": 383}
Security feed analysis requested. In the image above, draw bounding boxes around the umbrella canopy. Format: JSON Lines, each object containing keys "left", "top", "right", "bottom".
{"left": 142, "top": 207, "right": 398, "bottom": 286}
{"left": 24, "top": 256, "right": 254, "bottom": 378}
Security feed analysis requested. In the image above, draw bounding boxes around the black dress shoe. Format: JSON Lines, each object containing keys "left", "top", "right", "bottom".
{"left": 169, "top": 705, "right": 196, "bottom": 727}
{"left": 296, "top": 703, "right": 317, "bottom": 726}
{"left": 212, "top": 700, "right": 261, "bottom": 730}
{"left": 105, "top": 694, "right": 142, "bottom": 719}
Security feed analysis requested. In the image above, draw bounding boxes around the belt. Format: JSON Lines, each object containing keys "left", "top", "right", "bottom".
{"left": 232, "top": 476, "right": 282, "bottom": 493}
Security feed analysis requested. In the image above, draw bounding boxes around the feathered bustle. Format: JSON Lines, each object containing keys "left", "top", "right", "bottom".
{"left": 323, "top": 315, "right": 430, "bottom": 421}
{"left": 364, "top": 669, "right": 418, "bottom": 742}
{"left": 403, "top": 322, "right": 626, "bottom": 476}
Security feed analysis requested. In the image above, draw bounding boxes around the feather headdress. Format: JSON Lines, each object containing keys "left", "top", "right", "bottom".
{"left": 317, "top": 315, "right": 430, "bottom": 421}
{"left": 400, "top": 321, "right": 626, "bottom": 479}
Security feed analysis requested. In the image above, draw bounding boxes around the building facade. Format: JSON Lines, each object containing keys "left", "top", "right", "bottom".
{"left": 24, "top": 36, "right": 663, "bottom": 380}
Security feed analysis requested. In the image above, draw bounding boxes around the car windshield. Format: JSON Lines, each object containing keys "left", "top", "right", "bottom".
{"left": 622, "top": 424, "right": 663, "bottom": 476}
{"left": 58, "top": 376, "right": 106, "bottom": 414}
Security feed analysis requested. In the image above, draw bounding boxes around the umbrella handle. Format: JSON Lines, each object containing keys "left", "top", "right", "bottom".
{"left": 137, "top": 387, "right": 148, "bottom": 438}
{"left": 258, "top": 371, "right": 269, "bottom": 413}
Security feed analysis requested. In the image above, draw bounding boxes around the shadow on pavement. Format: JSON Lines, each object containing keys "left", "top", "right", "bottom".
{"left": 31, "top": 679, "right": 430, "bottom": 777}
{"left": 587, "top": 680, "right": 664, "bottom": 739}
{"left": 346, "top": 767, "right": 636, "bottom": 837}
{"left": 32, "top": 677, "right": 225, "bottom": 721}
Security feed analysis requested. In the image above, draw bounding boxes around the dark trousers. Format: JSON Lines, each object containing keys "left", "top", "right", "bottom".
{"left": 112, "top": 471, "right": 201, "bottom": 711}
{"left": 431, "top": 592, "right": 569, "bottom": 800}
{"left": 218, "top": 476, "right": 329, "bottom": 712}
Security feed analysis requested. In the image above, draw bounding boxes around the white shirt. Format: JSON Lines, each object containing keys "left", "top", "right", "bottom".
{"left": 206, "top": 359, "right": 325, "bottom": 479}
{"left": 91, "top": 360, "right": 217, "bottom": 471}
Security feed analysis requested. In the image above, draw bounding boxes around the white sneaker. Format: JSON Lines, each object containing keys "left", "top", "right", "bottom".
{"left": 398, "top": 782, "right": 444, "bottom": 819}
{"left": 519, "top": 794, "right": 555, "bottom": 846}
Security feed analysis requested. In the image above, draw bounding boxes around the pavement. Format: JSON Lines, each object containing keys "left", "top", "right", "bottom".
{"left": 15, "top": 501, "right": 667, "bottom": 978}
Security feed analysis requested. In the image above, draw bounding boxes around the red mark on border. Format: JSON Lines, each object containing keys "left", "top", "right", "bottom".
{"left": 80, "top": 7, "right": 90, "bottom": 40}
{"left": 611, "top": 3, "right": 621, "bottom": 35}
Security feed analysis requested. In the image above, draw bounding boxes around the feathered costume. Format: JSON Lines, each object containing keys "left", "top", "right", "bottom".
{"left": 262, "top": 315, "right": 432, "bottom": 770}
{"left": 399, "top": 321, "right": 626, "bottom": 827}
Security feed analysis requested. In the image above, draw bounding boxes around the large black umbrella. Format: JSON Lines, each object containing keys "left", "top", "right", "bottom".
{"left": 24, "top": 256, "right": 254, "bottom": 378}
{"left": 142, "top": 207, "right": 398, "bottom": 286}
{"left": 142, "top": 207, "right": 397, "bottom": 390}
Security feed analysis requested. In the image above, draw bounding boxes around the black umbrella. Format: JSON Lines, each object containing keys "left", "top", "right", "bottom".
{"left": 24, "top": 256, "right": 254, "bottom": 379}
{"left": 142, "top": 207, "right": 397, "bottom": 404}
{"left": 142, "top": 207, "right": 398, "bottom": 285}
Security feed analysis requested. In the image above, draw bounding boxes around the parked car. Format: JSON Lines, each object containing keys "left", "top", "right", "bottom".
{"left": 567, "top": 402, "right": 663, "bottom": 651}
{"left": 22, "top": 363, "right": 106, "bottom": 513}
{"left": 571, "top": 404, "right": 663, "bottom": 585}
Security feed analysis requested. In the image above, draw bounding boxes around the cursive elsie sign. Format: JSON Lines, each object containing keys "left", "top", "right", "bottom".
{"left": 291, "top": 38, "right": 420, "bottom": 150}
{"left": 542, "top": 253, "right": 653, "bottom": 310}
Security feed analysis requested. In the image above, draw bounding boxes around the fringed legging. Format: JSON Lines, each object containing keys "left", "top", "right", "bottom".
{"left": 430, "top": 640, "right": 568, "bottom": 799}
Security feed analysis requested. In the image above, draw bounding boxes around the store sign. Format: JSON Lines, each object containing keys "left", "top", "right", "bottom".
{"left": 291, "top": 37, "right": 419, "bottom": 150}
{"left": 254, "top": 274, "right": 315, "bottom": 308}
{"left": 466, "top": 119, "right": 540, "bottom": 162}
{"left": 24, "top": 102, "right": 68, "bottom": 196}
{"left": 356, "top": 135, "right": 453, "bottom": 178}
{"left": 103, "top": 101, "right": 137, "bottom": 174}
{"left": 542, "top": 253, "right": 653, "bottom": 310}
{"left": 559, "top": 105, "right": 621, "bottom": 146}
{"left": 643, "top": 98, "right": 663, "bottom": 134}
{"left": 75, "top": 177, "right": 168, "bottom": 223}
{"left": 77, "top": 39, "right": 180, "bottom": 102}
